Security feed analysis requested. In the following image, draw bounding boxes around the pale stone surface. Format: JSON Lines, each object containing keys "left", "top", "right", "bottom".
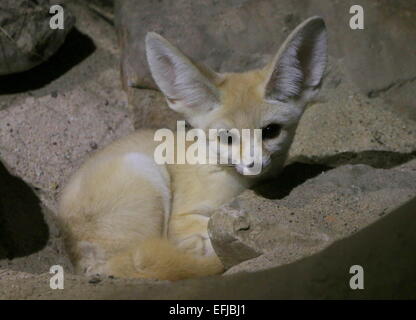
{"left": 209, "top": 163, "right": 416, "bottom": 274}
{"left": 288, "top": 73, "right": 416, "bottom": 168}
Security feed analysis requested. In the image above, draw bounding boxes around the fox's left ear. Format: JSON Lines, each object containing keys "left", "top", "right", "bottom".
{"left": 265, "top": 16, "right": 327, "bottom": 104}
{"left": 146, "top": 32, "right": 223, "bottom": 121}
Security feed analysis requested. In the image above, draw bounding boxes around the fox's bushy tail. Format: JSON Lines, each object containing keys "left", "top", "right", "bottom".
{"left": 107, "top": 238, "right": 224, "bottom": 280}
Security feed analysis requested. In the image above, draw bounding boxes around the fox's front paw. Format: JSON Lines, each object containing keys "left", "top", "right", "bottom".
{"left": 177, "top": 234, "right": 215, "bottom": 257}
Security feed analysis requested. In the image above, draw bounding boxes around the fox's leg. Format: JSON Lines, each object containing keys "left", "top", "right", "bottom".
{"left": 168, "top": 212, "right": 215, "bottom": 257}
{"left": 166, "top": 166, "right": 246, "bottom": 259}
{"left": 104, "top": 209, "right": 223, "bottom": 280}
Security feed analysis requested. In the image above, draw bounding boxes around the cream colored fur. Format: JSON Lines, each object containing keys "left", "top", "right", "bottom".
{"left": 58, "top": 17, "right": 327, "bottom": 280}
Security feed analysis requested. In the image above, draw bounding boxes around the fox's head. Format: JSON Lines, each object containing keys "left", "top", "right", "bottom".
{"left": 146, "top": 17, "right": 327, "bottom": 177}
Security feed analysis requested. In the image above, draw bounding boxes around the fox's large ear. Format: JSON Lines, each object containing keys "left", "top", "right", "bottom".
{"left": 146, "top": 32, "right": 222, "bottom": 119}
{"left": 265, "top": 16, "right": 327, "bottom": 104}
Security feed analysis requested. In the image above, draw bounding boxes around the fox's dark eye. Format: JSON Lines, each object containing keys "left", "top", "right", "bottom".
{"left": 262, "top": 123, "right": 281, "bottom": 140}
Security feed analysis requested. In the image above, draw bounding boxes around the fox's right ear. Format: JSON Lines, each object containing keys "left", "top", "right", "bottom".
{"left": 264, "top": 16, "right": 327, "bottom": 105}
{"left": 146, "top": 32, "right": 222, "bottom": 120}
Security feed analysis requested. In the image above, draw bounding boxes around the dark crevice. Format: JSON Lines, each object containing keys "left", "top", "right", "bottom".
{"left": 0, "top": 161, "right": 49, "bottom": 259}
{"left": 253, "top": 162, "right": 332, "bottom": 200}
{"left": 295, "top": 151, "right": 416, "bottom": 170}
{"left": 253, "top": 150, "right": 416, "bottom": 200}
{"left": 129, "top": 84, "right": 159, "bottom": 91}
{"left": 0, "top": 28, "right": 96, "bottom": 94}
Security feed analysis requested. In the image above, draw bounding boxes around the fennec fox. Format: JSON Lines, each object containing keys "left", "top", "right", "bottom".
{"left": 58, "top": 17, "right": 327, "bottom": 280}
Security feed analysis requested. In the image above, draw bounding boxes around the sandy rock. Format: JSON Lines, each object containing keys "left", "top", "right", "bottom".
{"left": 368, "top": 78, "right": 416, "bottom": 122}
{"left": 0, "top": 90, "right": 132, "bottom": 210}
{"left": 0, "top": 2, "right": 133, "bottom": 214}
{"left": 302, "top": 0, "right": 416, "bottom": 96}
{"left": 209, "top": 163, "right": 416, "bottom": 273}
{"left": 288, "top": 70, "right": 416, "bottom": 167}
{"left": 0, "top": 0, "right": 75, "bottom": 76}
{"left": 0, "top": 1, "right": 136, "bottom": 278}
{"left": 0, "top": 2, "right": 132, "bottom": 276}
